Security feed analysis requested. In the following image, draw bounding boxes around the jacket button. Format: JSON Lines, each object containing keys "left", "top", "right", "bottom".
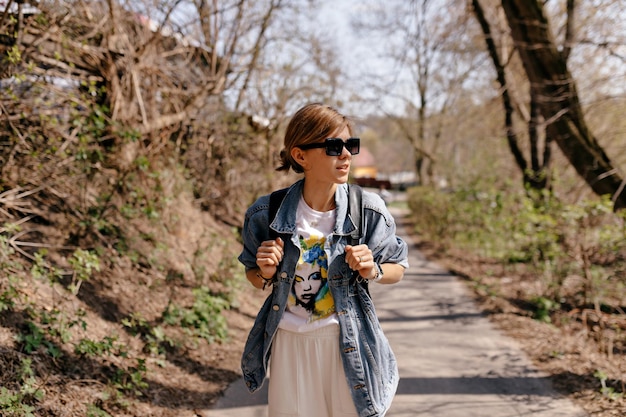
{"left": 280, "top": 271, "right": 288, "bottom": 278}
{"left": 272, "top": 305, "right": 280, "bottom": 311}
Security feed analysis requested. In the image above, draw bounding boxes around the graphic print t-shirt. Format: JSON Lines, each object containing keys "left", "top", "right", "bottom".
{"left": 278, "top": 196, "right": 339, "bottom": 332}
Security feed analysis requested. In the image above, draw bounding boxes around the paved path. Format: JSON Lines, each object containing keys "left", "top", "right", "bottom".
{"left": 201, "top": 207, "right": 588, "bottom": 417}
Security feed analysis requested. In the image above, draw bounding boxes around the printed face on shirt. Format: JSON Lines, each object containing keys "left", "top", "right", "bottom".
{"left": 287, "top": 235, "right": 335, "bottom": 321}
{"left": 294, "top": 271, "right": 323, "bottom": 309}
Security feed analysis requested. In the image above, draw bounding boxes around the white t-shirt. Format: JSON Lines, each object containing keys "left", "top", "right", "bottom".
{"left": 278, "top": 196, "right": 339, "bottom": 332}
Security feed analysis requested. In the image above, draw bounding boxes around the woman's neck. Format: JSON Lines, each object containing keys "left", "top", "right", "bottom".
{"left": 302, "top": 181, "right": 337, "bottom": 212}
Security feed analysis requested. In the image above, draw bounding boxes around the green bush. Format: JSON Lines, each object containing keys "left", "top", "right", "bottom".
{"left": 163, "top": 286, "right": 230, "bottom": 344}
{"left": 408, "top": 186, "right": 626, "bottom": 312}
{"left": 0, "top": 358, "right": 44, "bottom": 417}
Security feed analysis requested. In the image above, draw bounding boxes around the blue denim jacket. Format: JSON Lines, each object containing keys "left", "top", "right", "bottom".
{"left": 238, "top": 179, "right": 409, "bottom": 417}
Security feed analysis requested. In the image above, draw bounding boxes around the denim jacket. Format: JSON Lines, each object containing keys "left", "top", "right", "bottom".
{"left": 238, "top": 179, "right": 409, "bottom": 417}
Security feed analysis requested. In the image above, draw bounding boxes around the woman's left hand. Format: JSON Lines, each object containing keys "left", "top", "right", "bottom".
{"left": 345, "top": 244, "right": 377, "bottom": 280}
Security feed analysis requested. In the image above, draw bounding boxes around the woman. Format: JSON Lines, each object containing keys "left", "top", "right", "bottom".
{"left": 239, "top": 103, "right": 409, "bottom": 417}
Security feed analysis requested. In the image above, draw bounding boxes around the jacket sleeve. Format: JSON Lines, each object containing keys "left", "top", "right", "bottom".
{"left": 238, "top": 195, "right": 271, "bottom": 270}
{"left": 363, "top": 193, "right": 409, "bottom": 269}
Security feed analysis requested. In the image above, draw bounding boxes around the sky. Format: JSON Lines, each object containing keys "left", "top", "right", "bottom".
{"left": 314, "top": 0, "right": 401, "bottom": 116}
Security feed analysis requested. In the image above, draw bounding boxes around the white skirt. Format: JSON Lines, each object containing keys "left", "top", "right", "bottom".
{"left": 268, "top": 324, "right": 359, "bottom": 417}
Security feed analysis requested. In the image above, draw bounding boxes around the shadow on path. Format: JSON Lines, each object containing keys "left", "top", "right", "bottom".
{"left": 209, "top": 373, "right": 567, "bottom": 411}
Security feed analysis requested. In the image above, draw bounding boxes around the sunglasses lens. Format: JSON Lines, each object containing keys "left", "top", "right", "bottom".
{"left": 346, "top": 138, "right": 360, "bottom": 155}
{"left": 326, "top": 139, "right": 344, "bottom": 156}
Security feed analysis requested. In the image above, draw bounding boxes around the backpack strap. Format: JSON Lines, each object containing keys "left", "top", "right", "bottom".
{"left": 347, "top": 184, "right": 369, "bottom": 293}
{"left": 348, "top": 184, "right": 363, "bottom": 246}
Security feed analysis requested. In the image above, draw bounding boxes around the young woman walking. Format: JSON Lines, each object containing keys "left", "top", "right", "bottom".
{"left": 239, "top": 103, "right": 409, "bottom": 417}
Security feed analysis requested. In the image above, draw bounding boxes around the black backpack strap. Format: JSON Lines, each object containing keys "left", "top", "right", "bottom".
{"left": 348, "top": 184, "right": 363, "bottom": 246}
{"left": 347, "top": 184, "right": 369, "bottom": 293}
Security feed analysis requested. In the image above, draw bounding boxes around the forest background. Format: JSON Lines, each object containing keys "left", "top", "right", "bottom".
{"left": 0, "top": 0, "right": 625, "bottom": 416}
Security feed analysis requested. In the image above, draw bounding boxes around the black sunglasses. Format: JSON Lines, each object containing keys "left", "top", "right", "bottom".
{"left": 297, "top": 138, "right": 360, "bottom": 156}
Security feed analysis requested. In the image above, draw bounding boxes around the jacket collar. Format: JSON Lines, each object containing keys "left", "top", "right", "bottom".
{"left": 270, "top": 179, "right": 357, "bottom": 238}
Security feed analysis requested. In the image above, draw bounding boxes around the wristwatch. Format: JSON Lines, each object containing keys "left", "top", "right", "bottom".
{"left": 371, "top": 263, "right": 383, "bottom": 282}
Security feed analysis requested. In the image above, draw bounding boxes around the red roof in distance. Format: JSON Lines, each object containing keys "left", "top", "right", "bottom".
{"left": 353, "top": 146, "right": 375, "bottom": 167}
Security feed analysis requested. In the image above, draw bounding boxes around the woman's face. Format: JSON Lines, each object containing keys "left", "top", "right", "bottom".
{"left": 298, "top": 126, "right": 353, "bottom": 185}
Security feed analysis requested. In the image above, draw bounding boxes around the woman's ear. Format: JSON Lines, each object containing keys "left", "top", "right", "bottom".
{"left": 291, "top": 147, "right": 308, "bottom": 170}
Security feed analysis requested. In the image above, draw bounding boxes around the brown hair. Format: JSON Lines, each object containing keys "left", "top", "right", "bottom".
{"left": 277, "top": 103, "right": 354, "bottom": 173}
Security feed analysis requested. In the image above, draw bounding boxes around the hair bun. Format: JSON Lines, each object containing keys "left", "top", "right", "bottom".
{"left": 276, "top": 148, "right": 291, "bottom": 172}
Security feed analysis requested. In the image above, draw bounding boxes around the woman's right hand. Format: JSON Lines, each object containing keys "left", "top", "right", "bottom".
{"left": 255, "top": 237, "right": 284, "bottom": 278}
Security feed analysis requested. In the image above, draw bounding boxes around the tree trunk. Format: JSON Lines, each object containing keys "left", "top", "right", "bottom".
{"left": 501, "top": 0, "right": 626, "bottom": 211}
{"left": 471, "top": 1, "right": 527, "bottom": 181}
{"left": 526, "top": 86, "right": 550, "bottom": 191}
